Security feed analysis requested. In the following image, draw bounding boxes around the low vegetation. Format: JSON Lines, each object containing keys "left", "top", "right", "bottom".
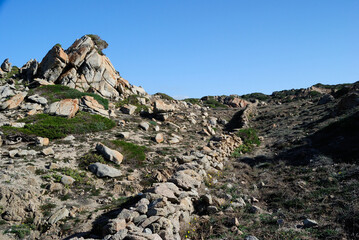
{"left": 29, "top": 85, "right": 109, "bottom": 109}
{"left": 232, "top": 128, "right": 261, "bottom": 157}
{"left": 1, "top": 112, "right": 116, "bottom": 139}
{"left": 154, "top": 92, "right": 175, "bottom": 101}
{"left": 5, "top": 223, "right": 35, "bottom": 239}
{"left": 184, "top": 98, "right": 201, "bottom": 105}
{"left": 109, "top": 140, "right": 147, "bottom": 167}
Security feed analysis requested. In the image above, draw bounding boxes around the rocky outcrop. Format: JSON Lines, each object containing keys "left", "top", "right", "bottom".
{"left": 0, "top": 84, "right": 15, "bottom": 99}
{"left": 36, "top": 35, "right": 148, "bottom": 100}
{"left": 38, "top": 45, "right": 69, "bottom": 82}
{"left": 1, "top": 58, "right": 11, "bottom": 72}
{"left": 20, "top": 59, "right": 39, "bottom": 82}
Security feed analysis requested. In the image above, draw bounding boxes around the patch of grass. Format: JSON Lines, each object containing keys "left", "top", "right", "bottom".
{"left": 232, "top": 128, "right": 261, "bottom": 157}
{"left": 29, "top": 85, "right": 108, "bottom": 109}
{"left": 5, "top": 223, "right": 35, "bottom": 239}
{"left": 109, "top": 140, "right": 147, "bottom": 166}
{"left": 155, "top": 92, "right": 175, "bottom": 101}
{"left": 54, "top": 167, "right": 87, "bottom": 183}
{"left": 283, "top": 198, "right": 305, "bottom": 210}
{"left": 1, "top": 112, "right": 116, "bottom": 139}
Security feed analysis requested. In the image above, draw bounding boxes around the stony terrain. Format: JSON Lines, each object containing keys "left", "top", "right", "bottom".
{"left": 0, "top": 35, "right": 358, "bottom": 240}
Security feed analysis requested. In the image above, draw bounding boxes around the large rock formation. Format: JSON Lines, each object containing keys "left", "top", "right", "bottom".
{"left": 37, "top": 35, "right": 146, "bottom": 100}
{"left": 1, "top": 58, "right": 11, "bottom": 72}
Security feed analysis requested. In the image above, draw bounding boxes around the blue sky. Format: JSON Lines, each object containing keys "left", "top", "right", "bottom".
{"left": 0, "top": 0, "right": 358, "bottom": 98}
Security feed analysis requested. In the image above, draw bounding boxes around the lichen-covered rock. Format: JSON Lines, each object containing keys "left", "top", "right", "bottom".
{"left": 38, "top": 45, "right": 69, "bottom": 82}
{"left": 0, "top": 92, "right": 27, "bottom": 110}
{"left": 45, "top": 99, "right": 79, "bottom": 118}
{"left": 96, "top": 142, "right": 123, "bottom": 164}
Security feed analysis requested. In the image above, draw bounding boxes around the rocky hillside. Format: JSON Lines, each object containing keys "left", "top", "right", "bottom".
{"left": 0, "top": 36, "right": 358, "bottom": 240}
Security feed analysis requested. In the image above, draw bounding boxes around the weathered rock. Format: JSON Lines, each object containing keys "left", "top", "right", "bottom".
{"left": 1, "top": 58, "right": 11, "bottom": 72}
{"left": 118, "top": 132, "right": 130, "bottom": 139}
{"left": 0, "top": 84, "right": 15, "bottom": 99}
{"left": 139, "top": 122, "right": 150, "bottom": 131}
{"left": 48, "top": 208, "right": 69, "bottom": 224}
{"left": 154, "top": 100, "right": 175, "bottom": 113}
{"left": 42, "top": 147, "right": 54, "bottom": 155}
{"left": 150, "top": 182, "right": 180, "bottom": 202}
{"left": 168, "top": 137, "right": 180, "bottom": 144}
{"left": 45, "top": 99, "right": 79, "bottom": 118}
{"left": 39, "top": 45, "right": 69, "bottom": 82}
{"left": 28, "top": 94, "right": 48, "bottom": 105}
{"left": 61, "top": 35, "right": 121, "bottom": 98}
{"left": 88, "top": 162, "right": 122, "bottom": 178}
{"left": 80, "top": 95, "right": 108, "bottom": 116}
{"left": 20, "top": 59, "right": 39, "bottom": 82}
{"left": 96, "top": 142, "right": 123, "bottom": 164}
{"left": 154, "top": 133, "right": 164, "bottom": 143}
{"left": 117, "top": 209, "right": 140, "bottom": 222}
{"left": 61, "top": 176, "right": 75, "bottom": 185}
{"left": 9, "top": 122, "right": 25, "bottom": 128}
{"left": 170, "top": 169, "right": 202, "bottom": 191}
{"left": 36, "top": 137, "right": 50, "bottom": 146}
{"left": 318, "top": 94, "right": 334, "bottom": 105}
{"left": 228, "top": 97, "right": 248, "bottom": 108}
{"left": 303, "top": 219, "right": 318, "bottom": 228}
{"left": 0, "top": 92, "right": 27, "bottom": 110}
{"left": 121, "top": 104, "right": 137, "bottom": 115}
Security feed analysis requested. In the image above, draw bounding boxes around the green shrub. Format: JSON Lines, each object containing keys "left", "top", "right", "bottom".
{"left": 86, "top": 34, "right": 108, "bottom": 55}
{"left": 1, "top": 112, "right": 116, "bottom": 139}
{"left": 109, "top": 140, "right": 147, "bottom": 166}
{"left": 236, "top": 128, "right": 261, "bottom": 146}
{"left": 155, "top": 92, "right": 175, "bottom": 101}
{"left": 78, "top": 153, "right": 106, "bottom": 169}
{"left": 40, "top": 203, "right": 57, "bottom": 217}
{"left": 232, "top": 128, "right": 261, "bottom": 157}
{"left": 184, "top": 98, "right": 201, "bottom": 105}
{"left": 29, "top": 85, "right": 108, "bottom": 109}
